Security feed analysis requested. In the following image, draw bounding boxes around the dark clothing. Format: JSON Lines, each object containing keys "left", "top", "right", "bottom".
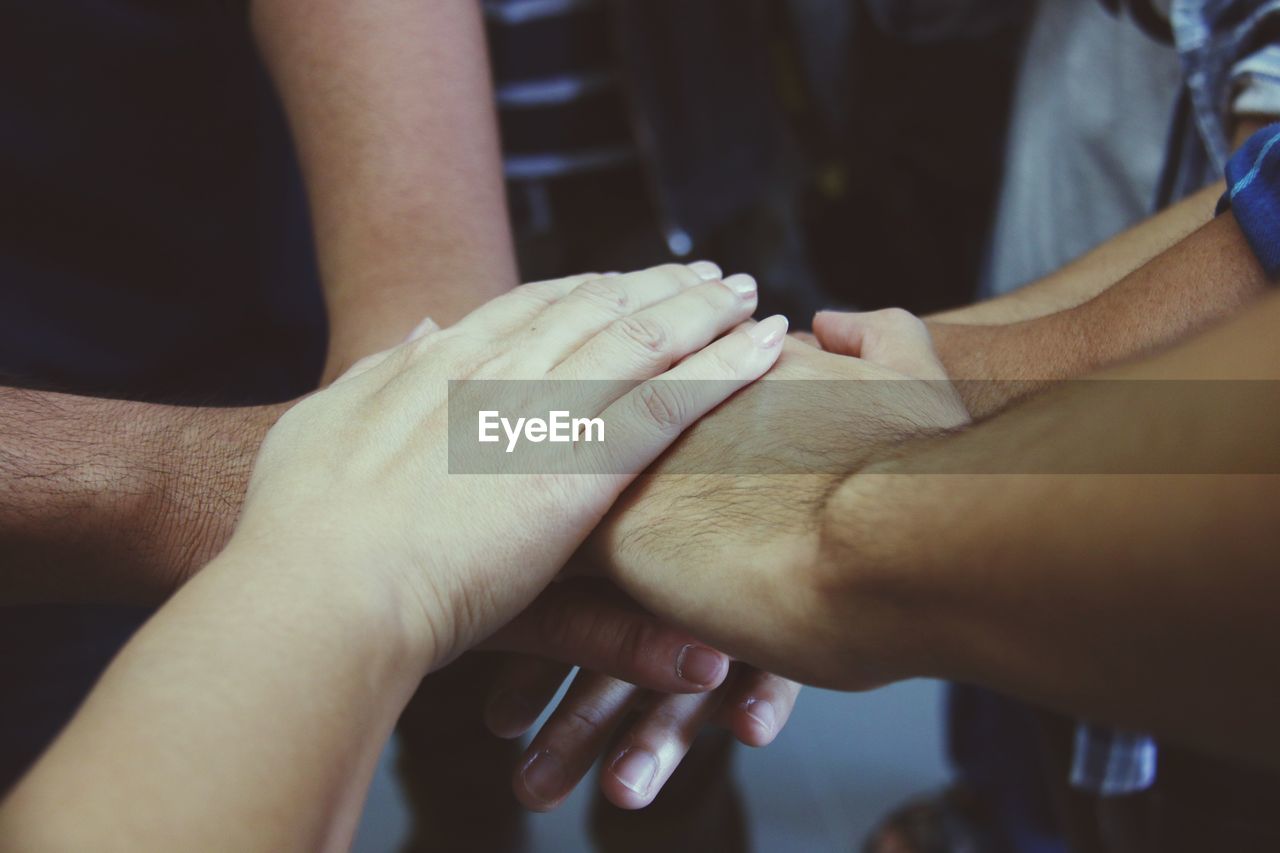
{"left": 0, "top": 0, "right": 323, "bottom": 795}
{"left": 0, "top": 0, "right": 324, "bottom": 403}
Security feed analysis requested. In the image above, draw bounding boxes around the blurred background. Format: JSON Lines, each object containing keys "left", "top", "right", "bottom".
{"left": 491, "top": 0, "right": 1026, "bottom": 323}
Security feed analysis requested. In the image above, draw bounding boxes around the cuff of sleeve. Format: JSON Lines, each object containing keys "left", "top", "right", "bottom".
{"left": 1219, "top": 124, "right": 1280, "bottom": 279}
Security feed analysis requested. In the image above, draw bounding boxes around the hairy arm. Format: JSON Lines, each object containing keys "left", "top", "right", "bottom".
{"left": 0, "top": 389, "right": 282, "bottom": 604}
{"left": 601, "top": 295, "right": 1280, "bottom": 771}
{"left": 814, "top": 291, "right": 1280, "bottom": 769}
{"left": 251, "top": 0, "right": 518, "bottom": 381}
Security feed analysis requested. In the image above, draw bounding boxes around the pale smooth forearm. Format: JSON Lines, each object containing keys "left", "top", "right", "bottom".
{"left": 819, "top": 293, "right": 1280, "bottom": 767}
{"left": 0, "top": 542, "right": 425, "bottom": 851}
{"left": 251, "top": 0, "right": 518, "bottom": 378}
{"left": 0, "top": 389, "right": 282, "bottom": 604}
{"left": 931, "top": 210, "right": 1269, "bottom": 416}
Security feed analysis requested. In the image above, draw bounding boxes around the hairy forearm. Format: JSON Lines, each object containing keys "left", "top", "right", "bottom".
{"left": 931, "top": 210, "right": 1269, "bottom": 416}
{"left": 596, "top": 340, "right": 967, "bottom": 687}
{"left": 0, "top": 388, "right": 281, "bottom": 604}
{"left": 251, "top": 0, "right": 518, "bottom": 378}
{"left": 820, "top": 293, "right": 1280, "bottom": 767}
{"left": 0, "top": 543, "right": 423, "bottom": 851}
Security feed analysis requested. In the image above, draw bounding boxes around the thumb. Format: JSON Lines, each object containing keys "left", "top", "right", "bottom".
{"left": 812, "top": 310, "right": 869, "bottom": 358}
{"left": 813, "top": 308, "right": 949, "bottom": 381}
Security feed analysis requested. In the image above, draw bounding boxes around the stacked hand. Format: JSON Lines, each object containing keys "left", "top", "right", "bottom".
{"left": 477, "top": 307, "right": 969, "bottom": 810}
{"left": 589, "top": 308, "right": 969, "bottom": 688}
{"left": 228, "top": 262, "right": 788, "bottom": 682}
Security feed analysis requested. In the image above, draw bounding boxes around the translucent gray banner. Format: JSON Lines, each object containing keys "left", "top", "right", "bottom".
{"left": 447, "top": 379, "right": 1280, "bottom": 475}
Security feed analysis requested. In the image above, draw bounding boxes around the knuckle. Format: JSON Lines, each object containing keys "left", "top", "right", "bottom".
{"left": 875, "top": 307, "right": 925, "bottom": 334}
{"left": 703, "top": 345, "right": 741, "bottom": 380}
{"left": 575, "top": 278, "right": 629, "bottom": 314}
{"left": 636, "top": 382, "right": 687, "bottom": 432}
{"left": 562, "top": 701, "right": 608, "bottom": 735}
{"left": 533, "top": 591, "right": 584, "bottom": 653}
{"left": 511, "top": 283, "right": 559, "bottom": 309}
{"left": 658, "top": 263, "right": 700, "bottom": 288}
{"left": 616, "top": 619, "right": 655, "bottom": 673}
{"left": 612, "top": 314, "right": 669, "bottom": 356}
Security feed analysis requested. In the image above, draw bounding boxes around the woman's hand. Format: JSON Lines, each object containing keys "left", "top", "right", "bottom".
{"left": 228, "top": 263, "right": 787, "bottom": 675}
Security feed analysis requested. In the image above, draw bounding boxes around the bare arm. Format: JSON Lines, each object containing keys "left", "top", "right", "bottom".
{"left": 931, "top": 118, "right": 1270, "bottom": 326}
{"left": 928, "top": 209, "right": 1269, "bottom": 415}
{"left": 930, "top": 180, "right": 1224, "bottom": 325}
{"left": 813, "top": 291, "right": 1280, "bottom": 769}
{"left": 0, "top": 389, "right": 282, "bottom": 604}
{"left": 251, "top": 0, "right": 518, "bottom": 381}
{"left": 0, "top": 266, "right": 784, "bottom": 851}
{"left": 599, "top": 294, "right": 1280, "bottom": 772}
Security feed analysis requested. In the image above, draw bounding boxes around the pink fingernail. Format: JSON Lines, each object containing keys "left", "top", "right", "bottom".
{"left": 676, "top": 644, "right": 725, "bottom": 687}
{"left": 748, "top": 315, "right": 788, "bottom": 348}
{"left": 689, "top": 260, "right": 723, "bottom": 281}
{"left": 724, "top": 273, "right": 758, "bottom": 299}
{"left": 611, "top": 748, "right": 659, "bottom": 796}
{"left": 405, "top": 316, "right": 439, "bottom": 342}
{"left": 741, "top": 697, "right": 776, "bottom": 736}
{"left": 521, "top": 751, "right": 566, "bottom": 804}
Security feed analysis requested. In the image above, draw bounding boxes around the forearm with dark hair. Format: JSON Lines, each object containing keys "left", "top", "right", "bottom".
{"left": 0, "top": 388, "right": 283, "bottom": 604}
{"left": 819, "top": 292, "right": 1280, "bottom": 768}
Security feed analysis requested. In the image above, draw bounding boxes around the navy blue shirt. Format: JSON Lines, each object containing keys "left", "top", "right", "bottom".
{"left": 1220, "top": 122, "right": 1280, "bottom": 279}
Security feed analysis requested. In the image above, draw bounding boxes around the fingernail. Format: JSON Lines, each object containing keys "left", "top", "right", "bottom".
{"left": 689, "top": 260, "right": 723, "bottom": 281}
{"left": 485, "top": 689, "right": 540, "bottom": 736}
{"left": 676, "top": 644, "right": 725, "bottom": 687}
{"left": 741, "top": 697, "right": 776, "bottom": 736}
{"left": 749, "top": 315, "right": 788, "bottom": 348}
{"left": 611, "top": 748, "right": 659, "bottom": 797}
{"left": 520, "top": 750, "right": 566, "bottom": 804}
{"left": 723, "top": 273, "right": 758, "bottom": 299}
{"left": 405, "top": 316, "right": 439, "bottom": 342}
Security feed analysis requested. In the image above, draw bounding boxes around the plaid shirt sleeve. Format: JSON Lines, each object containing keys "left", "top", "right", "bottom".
{"left": 1219, "top": 123, "right": 1280, "bottom": 278}
{"left": 1070, "top": 724, "right": 1159, "bottom": 796}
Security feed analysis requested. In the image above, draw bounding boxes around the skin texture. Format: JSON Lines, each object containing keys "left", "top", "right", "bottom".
{"left": 250, "top": 0, "right": 519, "bottom": 381}
{"left": 929, "top": 118, "right": 1269, "bottom": 328}
{"left": 0, "top": 392, "right": 284, "bottom": 604}
{"left": 596, "top": 277, "right": 1280, "bottom": 774}
{"left": 927, "top": 210, "right": 1268, "bottom": 416}
{"left": 4, "top": 3, "right": 791, "bottom": 812}
{"left": 0, "top": 266, "right": 788, "bottom": 851}
{"left": 1, "top": 1, "right": 520, "bottom": 606}
{"left": 593, "top": 324, "right": 971, "bottom": 687}
{"left": 925, "top": 118, "right": 1275, "bottom": 417}
{"left": 928, "top": 180, "right": 1226, "bottom": 326}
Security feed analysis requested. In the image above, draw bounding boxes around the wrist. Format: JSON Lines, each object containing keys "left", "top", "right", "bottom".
{"left": 214, "top": 525, "right": 439, "bottom": 681}
{"left": 132, "top": 402, "right": 290, "bottom": 598}
{"left": 811, "top": 463, "right": 960, "bottom": 690}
